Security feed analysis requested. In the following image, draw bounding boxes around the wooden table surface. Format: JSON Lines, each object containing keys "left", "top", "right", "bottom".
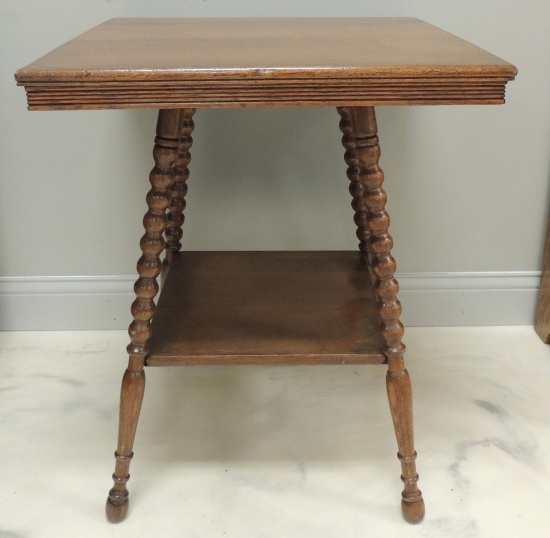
{"left": 15, "top": 17, "right": 517, "bottom": 109}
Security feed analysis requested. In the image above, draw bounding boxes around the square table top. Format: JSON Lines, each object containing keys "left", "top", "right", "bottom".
{"left": 15, "top": 18, "right": 517, "bottom": 110}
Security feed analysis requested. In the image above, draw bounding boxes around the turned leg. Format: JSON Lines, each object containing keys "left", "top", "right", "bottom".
{"left": 338, "top": 106, "right": 425, "bottom": 523}
{"left": 106, "top": 109, "right": 186, "bottom": 523}
{"left": 338, "top": 107, "right": 370, "bottom": 258}
{"left": 162, "top": 108, "right": 196, "bottom": 283}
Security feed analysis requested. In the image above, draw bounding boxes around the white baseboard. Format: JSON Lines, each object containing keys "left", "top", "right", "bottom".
{"left": 0, "top": 271, "right": 540, "bottom": 330}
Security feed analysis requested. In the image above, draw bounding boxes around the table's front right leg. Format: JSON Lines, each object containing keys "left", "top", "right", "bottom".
{"left": 106, "top": 109, "right": 185, "bottom": 523}
{"left": 338, "top": 106, "right": 425, "bottom": 523}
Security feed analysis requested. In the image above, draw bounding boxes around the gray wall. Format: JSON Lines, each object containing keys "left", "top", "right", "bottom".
{"left": 1, "top": 1, "right": 549, "bottom": 329}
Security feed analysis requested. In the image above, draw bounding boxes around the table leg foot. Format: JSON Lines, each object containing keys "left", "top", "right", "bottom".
{"left": 106, "top": 492, "right": 129, "bottom": 523}
{"left": 401, "top": 496, "right": 425, "bottom": 524}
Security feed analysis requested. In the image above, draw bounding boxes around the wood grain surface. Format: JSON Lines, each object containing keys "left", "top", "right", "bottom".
{"left": 146, "top": 251, "right": 386, "bottom": 365}
{"left": 15, "top": 18, "right": 517, "bottom": 109}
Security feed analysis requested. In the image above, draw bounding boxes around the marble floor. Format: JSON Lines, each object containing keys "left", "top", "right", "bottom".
{"left": 1, "top": 327, "right": 549, "bottom": 537}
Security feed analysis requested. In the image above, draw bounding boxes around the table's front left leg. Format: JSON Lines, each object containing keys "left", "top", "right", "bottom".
{"left": 106, "top": 109, "right": 185, "bottom": 523}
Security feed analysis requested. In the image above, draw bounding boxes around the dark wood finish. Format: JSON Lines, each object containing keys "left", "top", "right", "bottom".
{"left": 106, "top": 108, "right": 185, "bottom": 523}
{"left": 147, "top": 251, "right": 386, "bottom": 366}
{"left": 535, "top": 210, "right": 550, "bottom": 342}
{"left": 15, "top": 18, "right": 516, "bottom": 110}
{"left": 343, "top": 107, "right": 424, "bottom": 522}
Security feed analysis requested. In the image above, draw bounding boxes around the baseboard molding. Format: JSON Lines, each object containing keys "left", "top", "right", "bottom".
{"left": 397, "top": 272, "right": 539, "bottom": 327}
{"left": 0, "top": 275, "right": 135, "bottom": 331}
{"left": 0, "top": 271, "right": 540, "bottom": 330}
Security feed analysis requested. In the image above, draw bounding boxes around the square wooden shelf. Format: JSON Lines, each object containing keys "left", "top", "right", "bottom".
{"left": 146, "top": 251, "right": 386, "bottom": 366}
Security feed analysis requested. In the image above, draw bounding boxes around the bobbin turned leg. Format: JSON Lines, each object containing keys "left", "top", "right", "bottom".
{"left": 338, "top": 106, "right": 425, "bottom": 523}
{"left": 162, "top": 108, "right": 196, "bottom": 284}
{"left": 106, "top": 109, "right": 186, "bottom": 523}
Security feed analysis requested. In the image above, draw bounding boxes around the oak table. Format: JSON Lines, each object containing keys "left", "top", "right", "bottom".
{"left": 15, "top": 18, "right": 517, "bottom": 525}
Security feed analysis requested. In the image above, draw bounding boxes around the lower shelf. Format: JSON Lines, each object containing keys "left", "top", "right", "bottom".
{"left": 146, "top": 251, "right": 386, "bottom": 366}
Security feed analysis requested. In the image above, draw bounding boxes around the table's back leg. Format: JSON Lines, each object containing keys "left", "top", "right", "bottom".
{"left": 163, "top": 108, "right": 196, "bottom": 283}
{"left": 337, "top": 106, "right": 425, "bottom": 523}
{"left": 338, "top": 107, "right": 371, "bottom": 258}
{"left": 105, "top": 109, "right": 186, "bottom": 523}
